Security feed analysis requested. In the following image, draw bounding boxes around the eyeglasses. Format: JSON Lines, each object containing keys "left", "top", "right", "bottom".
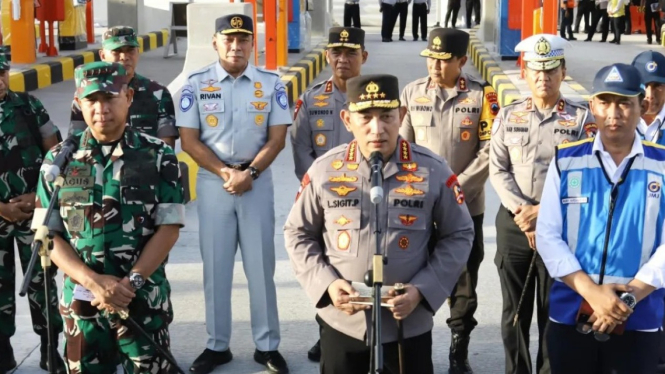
{"left": 575, "top": 321, "right": 611, "bottom": 342}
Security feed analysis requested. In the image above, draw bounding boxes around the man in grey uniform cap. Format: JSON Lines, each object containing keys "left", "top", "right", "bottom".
{"left": 285, "top": 73, "right": 474, "bottom": 373}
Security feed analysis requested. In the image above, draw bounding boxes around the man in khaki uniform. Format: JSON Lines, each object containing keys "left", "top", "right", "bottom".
{"left": 291, "top": 27, "right": 367, "bottom": 182}
{"left": 291, "top": 26, "right": 367, "bottom": 362}
{"left": 284, "top": 74, "right": 475, "bottom": 374}
{"left": 399, "top": 27, "right": 499, "bottom": 374}
{"left": 489, "top": 34, "right": 596, "bottom": 374}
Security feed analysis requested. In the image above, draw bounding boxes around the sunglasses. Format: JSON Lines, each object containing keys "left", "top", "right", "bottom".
{"left": 108, "top": 27, "right": 135, "bottom": 37}
{"left": 575, "top": 319, "right": 611, "bottom": 342}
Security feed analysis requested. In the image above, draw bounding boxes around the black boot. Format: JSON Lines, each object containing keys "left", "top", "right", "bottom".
{"left": 0, "top": 335, "right": 17, "bottom": 374}
{"left": 307, "top": 340, "right": 321, "bottom": 362}
{"left": 39, "top": 334, "right": 66, "bottom": 374}
{"left": 448, "top": 332, "right": 473, "bottom": 374}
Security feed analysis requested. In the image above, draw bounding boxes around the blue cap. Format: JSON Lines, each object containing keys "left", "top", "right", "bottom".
{"left": 631, "top": 50, "right": 665, "bottom": 85}
{"left": 591, "top": 63, "right": 644, "bottom": 97}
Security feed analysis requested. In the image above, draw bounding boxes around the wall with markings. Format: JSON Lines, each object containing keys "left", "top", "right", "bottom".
{"left": 8, "top": 30, "right": 168, "bottom": 92}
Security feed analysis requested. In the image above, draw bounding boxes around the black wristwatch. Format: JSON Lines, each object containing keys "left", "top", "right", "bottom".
{"left": 619, "top": 292, "right": 637, "bottom": 309}
{"left": 248, "top": 166, "right": 260, "bottom": 180}
{"left": 128, "top": 272, "right": 145, "bottom": 290}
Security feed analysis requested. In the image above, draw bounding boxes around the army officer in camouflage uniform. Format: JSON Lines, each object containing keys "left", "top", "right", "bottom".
{"left": 489, "top": 34, "right": 596, "bottom": 374}
{"left": 68, "top": 26, "right": 179, "bottom": 148}
{"left": 400, "top": 27, "right": 499, "bottom": 374}
{"left": 0, "top": 46, "right": 65, "bottom": 373}
{"left": 284, "top": 74, "right": 475, "bottom": 373}
{"left": 35, "top": 61, "right": 185, "bottom": 374}
{"left": 291, "top": 26, "right": 367, "bottom": 182}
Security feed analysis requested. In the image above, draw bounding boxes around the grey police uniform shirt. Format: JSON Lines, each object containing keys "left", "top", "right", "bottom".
{"left": 489, "top": 96, "right": 596, "bottom": 213}
{"left": 291, "top": 79, "right": 354, "bottom": 181}
{"left": 284, "top": 138, "right": 474, "bottom": 342}
{"left": 176, "top": 62, "right": 292, "bottom": 167}
{"left": 399, "top": 74, "right": 499, "bottom": 217}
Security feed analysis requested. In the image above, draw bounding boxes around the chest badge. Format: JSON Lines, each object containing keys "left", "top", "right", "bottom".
{"left": 398, "top": 214, "right": 418, "bottom": 226}
{"left": 347, "top": 163, "right": 359, "bottom": 171}
{"left": 315, "top": 133, "right": 327, "bottom": 147}
{"left": 314, "top": 101, "right": 329, "bottom": 107}
{"left": 200, "top": 79, "right": 221, "bottom": 92}
{"left": 509, "top": 146, "right": 522, "bottom": 162}
{"left": 251, "top": 102, "right": 268, "bottom": 110}
{"left": 316, "top": 119, "right": 325, "bottom": 128}
{"left": 206, "top": 114, "right": 218, "bottom": 127}
{"left": 461, "top": 117, "right": 473, "bottom": 126}
{"left": 401, "top": 163, "right": 418, "bottom": 172}
{"left": 254, "top": 82, "right": 262, "bottom": 89}
{"left": 254, "top": 90, "right": 263, "bottom": 98}
{"left": 255, "top": 114, "right": 265, "bottom": 126}
{"left": 314, "top": 94, "right": 329, "bottom": 101}
{"left": 396, "top": 173, "right": 424, "bottom": 183}
{"left": 331, "top": 185, "right": 357, "bottom": 196}
{"left": 335, "top": 216, "right": 352, "bottom": 226}
{"left": 395, "top": 185, "right": 425, "bottom": 196}
{"left": 329, "top": 173, "right": 358, "bottom": 183}
{"left": 331, "top": 160, "right": 344, "bottom": 170}
{"left": 337, "top": 231, "right": 351, "bottom": 251}
{"left": 461, "top": 130, "right": 471, "bottom": 141}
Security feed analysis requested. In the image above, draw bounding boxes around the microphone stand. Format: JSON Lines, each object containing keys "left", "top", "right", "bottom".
{"left": 20, "top": 175, "right": 66, "bottom": 374}
{"left": 366, "top": 154, "right": 386, "bottom": 374}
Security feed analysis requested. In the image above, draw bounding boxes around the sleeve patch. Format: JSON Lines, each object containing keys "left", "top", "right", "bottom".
{"left": 479, "top": 120, "right": 491, "bottom": 141}
{"left": 445, "top": 174, "right": 458, "bottom": 188}
{"left": 179, "top": 85, "right": 194, "bottom": 112}
{"left": 294, "top": 99, "right": 303, "bottom": 120}
{"left": 295, "top": 173, "right": 311, "bottom": 201}
{"left": 445, "top": 174, "right": 465, "bottom": 205}
{"left": 583, "top": 122, "right": 598, "bottom": 137}
{"left": 491, "top": 118, "right": 502, "bottom": 135}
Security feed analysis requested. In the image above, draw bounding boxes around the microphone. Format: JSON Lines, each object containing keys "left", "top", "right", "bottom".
{"left": 41, "top": 137, "right": 79, "bottom": 182}
{"left": 369, "top": 151, "right": 384, "bottom": 204}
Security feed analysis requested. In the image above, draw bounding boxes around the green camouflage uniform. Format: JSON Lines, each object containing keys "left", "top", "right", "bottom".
{"left": 67, "top": 26, "right": 179, "bottom": 141}
{"left": 0, "top": 45, "right": 63, "bottom": 339}
{"left": 35, "top": 61, "right": 185, "bottom": 374}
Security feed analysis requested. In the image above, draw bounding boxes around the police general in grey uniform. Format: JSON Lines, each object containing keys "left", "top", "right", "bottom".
{"left": 489, "top": 34, "right": 596, "bottom": 374}
{"left": 284, "top": 74, "right": 474, "bottom": 374}
{"left": 399, "top": 27, "right": 499, "bottom": 374}
{"left": 291, "top": 26, "right": 368, "bottom": 362}
{"left": 291, "top": 26, "right": 367, "bottom": 182}
{"left": 68, "top": 26, "right": 179, "bottom": 149}
{"left": 177, "top": 14, "right": 291, "bottom": 374}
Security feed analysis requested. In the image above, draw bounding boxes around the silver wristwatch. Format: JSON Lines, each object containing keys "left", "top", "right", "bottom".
{"left": 619, "top": 292, "right": 637, "bottom": 309}
{"left": 128, "top": 272, "right": 145, "bottom": 290}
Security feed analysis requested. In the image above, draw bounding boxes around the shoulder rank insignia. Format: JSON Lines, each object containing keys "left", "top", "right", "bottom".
{"left": 399, "top": 139, "right": 412, "bottom": 162}
{"left": 396, "top": 173, "right": 424, "bottom": 183}
{"left": 395, "top": 185, "right": 425, "bottom": 196}
{"left": 329, "top": 173, "right": 358, "bottom": 183}
{"left": 325, "top": 81, "right": 333, "bottom": 93}
{"left": 398, "top": 214, "right": 418, "bottom": 226}
{"left": 345, "top": 141, "right": 358, "bottom": 162}
{"left": 331, "top": 185, "right": 357, "bottom": 196}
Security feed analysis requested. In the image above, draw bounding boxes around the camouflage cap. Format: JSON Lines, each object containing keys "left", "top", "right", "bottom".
{"left": 75, "top": 61, "right": 130, "bottom": 99}
{"left": 102, "top": 26, "right": 140, "bottom": 50}
{"left": 0, "top": 46, "right": 9, "bottom": 70}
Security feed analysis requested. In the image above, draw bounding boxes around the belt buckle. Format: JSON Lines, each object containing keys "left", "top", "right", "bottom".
{"left": 228, "top": 163, "right": 243, "bottom": 170}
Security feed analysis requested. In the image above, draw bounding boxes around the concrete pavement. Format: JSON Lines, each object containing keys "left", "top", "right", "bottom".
{"left": 9, "top": 26, "right": 542, "bottom": 374}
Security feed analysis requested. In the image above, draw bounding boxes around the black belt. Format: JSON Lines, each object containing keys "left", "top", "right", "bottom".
{"left": 223, "top": 162, "right": 251, "bottom": 171}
